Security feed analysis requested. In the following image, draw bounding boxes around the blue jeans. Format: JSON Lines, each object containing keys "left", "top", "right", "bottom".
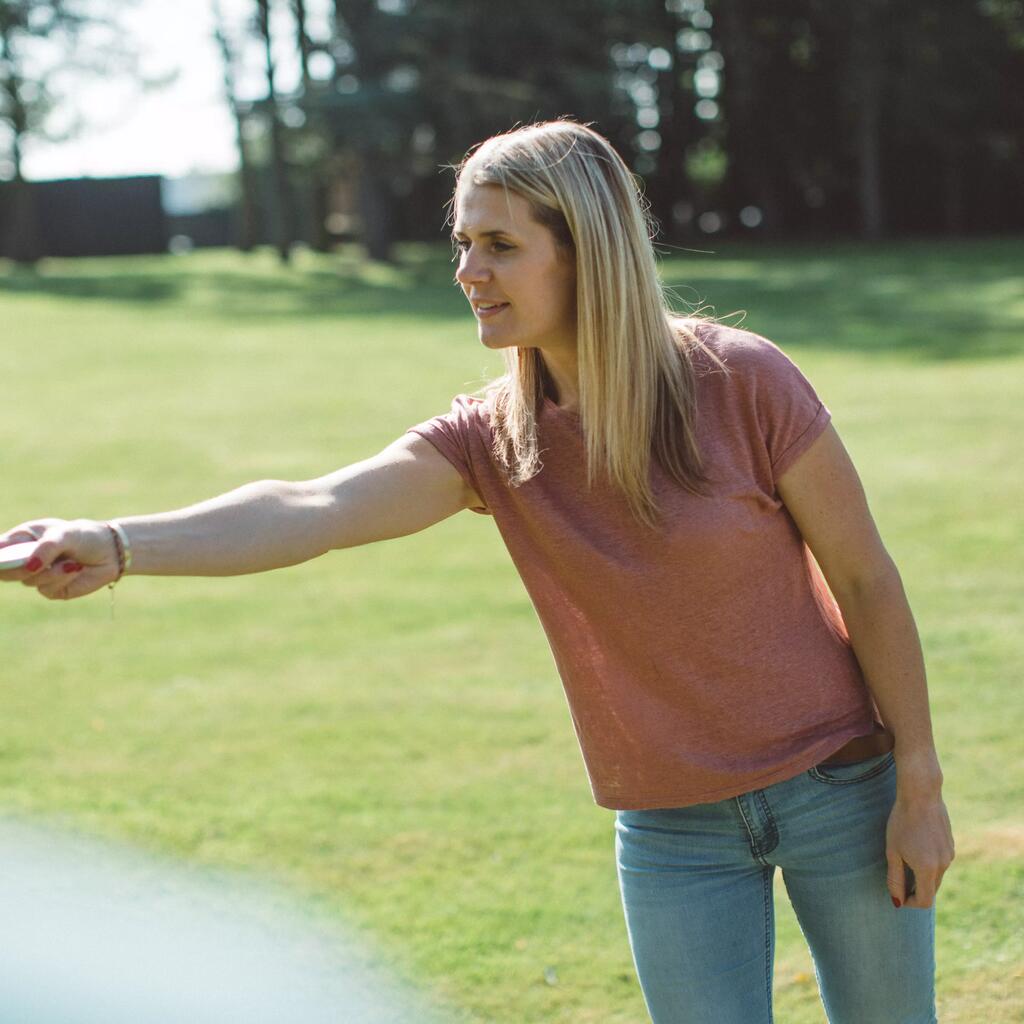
{"left": 615, "top": 750, "right": 936, "bottom": 1023}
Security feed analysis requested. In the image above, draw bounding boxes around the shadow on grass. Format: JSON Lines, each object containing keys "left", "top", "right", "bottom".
{"left": 0, "top": 266, "right": 183, "bottom": 304}
{"left": 0, "top": 244, "right": 466, "bottom": 322}
{"left": 1, "top": 237, "right": 1022, "bottom": 361}
{"left": 661, "top": 236, "right": 1024, "bottom": 362}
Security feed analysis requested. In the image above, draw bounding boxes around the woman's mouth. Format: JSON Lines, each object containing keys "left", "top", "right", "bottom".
{"left": 474, "top": 302, "right": 509, "bottom": 319}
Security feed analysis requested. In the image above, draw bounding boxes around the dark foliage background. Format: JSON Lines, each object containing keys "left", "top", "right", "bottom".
{"left": 2, "top": 0, "right": 1022, "bottom": 261}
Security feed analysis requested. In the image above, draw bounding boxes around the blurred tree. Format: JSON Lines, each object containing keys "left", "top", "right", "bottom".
{"left": 0, "top": 0, "right": 141, "bottom": 264}
{"left": 320, "top": 0, "right": 430, "bottom": 262}
{"left": 601, "top": 1, "right": 714, "bottom": 244}
{"left": 714, "top": 0, "right": 781, "bottom": 234}
{"left": 255, "top": 0, "right": 297, "bottom": 263}
{"left": 426, "top": 0, "right": 628, "bottom": 154}
{"left": 708, "top": 1, "right": 851, "bottom": 238}
{"left": 212, "top": 0, "right": 260, "bottom": 252}
{"left": 288, "top": 0, "right": 333, "bottom": 251}
{"left": 884, "top": 1, "right": 1024, "bottom": 235}
{"left": 218, "top": 0, "right": 1024, "bottom": 256}
{"left": 292, "top": 0, "right": 314, "bottom": 77}
{"left": 293, "top": 0, "right": 635, "bottom": 261}
{"left": 845, "top": 0, "right": 887, "bottom": 239}
{"left": 639, "top": 4, "right": 703, "bottom": 244}
{"left": 709, "top": 0, "right": 1024, "bottom": 240}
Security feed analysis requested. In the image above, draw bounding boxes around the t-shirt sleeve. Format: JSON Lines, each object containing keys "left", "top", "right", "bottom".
{"left": 752, "top": 338, "right": 832, "bottom": 485}
{"left": 405, "top": 395, "right": 494, "bottom": 516}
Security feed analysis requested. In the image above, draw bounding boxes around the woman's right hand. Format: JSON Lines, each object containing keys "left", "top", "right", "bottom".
{"left": 0, "top": 519, "right": 121, "bottom": 601}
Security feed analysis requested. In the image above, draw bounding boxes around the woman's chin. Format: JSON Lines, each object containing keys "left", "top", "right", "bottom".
{"left": 479, "top": 331, "right": 518, "bottom": 350}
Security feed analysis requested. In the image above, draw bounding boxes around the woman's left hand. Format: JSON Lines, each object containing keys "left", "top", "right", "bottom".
{"left": 884, "top": 794, "right": 955, "bottom": 909}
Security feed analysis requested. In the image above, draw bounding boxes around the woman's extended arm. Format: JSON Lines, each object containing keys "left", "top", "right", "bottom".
{"left": 0, "top": 433, "right": 474, "bottom": 600}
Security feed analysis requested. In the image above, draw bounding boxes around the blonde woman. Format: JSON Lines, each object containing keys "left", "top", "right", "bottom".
{"left": 1, "top": 120, "right": 952, "bottom": 1023}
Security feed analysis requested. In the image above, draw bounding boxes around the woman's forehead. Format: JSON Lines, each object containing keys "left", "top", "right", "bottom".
{"left": 454, "top": 182, "right": 531, "bottom": 235}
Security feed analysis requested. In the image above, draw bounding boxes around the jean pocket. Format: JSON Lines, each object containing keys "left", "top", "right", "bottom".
{"left": 806, "top": 750, "right": 896, "bottom": 785}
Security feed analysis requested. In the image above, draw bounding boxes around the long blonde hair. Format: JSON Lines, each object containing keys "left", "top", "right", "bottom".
{"left": 448, "top": 118, "right": 730, "bottom": 529}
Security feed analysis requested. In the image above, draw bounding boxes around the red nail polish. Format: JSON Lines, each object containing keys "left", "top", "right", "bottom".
{"left": 63, "top": 562, "right": 83, "bottom": 574}
{"left": 891, "top": 896, "right": 901, "bottom": 909}
{"left": 26, "top": 557, "right": 42, "bottom": 572}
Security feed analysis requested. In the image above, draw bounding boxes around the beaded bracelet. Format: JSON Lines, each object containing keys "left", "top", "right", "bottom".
{"left": 104, "top": 520, "right": 133, "bottom": 617}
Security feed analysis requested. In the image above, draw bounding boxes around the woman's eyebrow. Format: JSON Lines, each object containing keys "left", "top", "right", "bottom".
{"left": 451, "top": 227, "right": 514, "bottom": 238}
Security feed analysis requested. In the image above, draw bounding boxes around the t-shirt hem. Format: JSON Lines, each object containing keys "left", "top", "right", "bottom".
{"left": 592, "top": 714, "right": 878, "bottom": 811}
{"left": 771, "top": 401, "right": 831, "bottom": 481}
{"left": 405, "top": 426, "right": 492, "bottom": 516}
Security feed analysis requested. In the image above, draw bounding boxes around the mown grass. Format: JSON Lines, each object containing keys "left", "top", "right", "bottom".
{"left": 1, "top": 238, "right": 1022, "bottom": 1022}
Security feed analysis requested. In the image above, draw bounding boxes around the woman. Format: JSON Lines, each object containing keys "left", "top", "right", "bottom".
{"left": 1, "top": 119, "right": 953, "bottom": 1023}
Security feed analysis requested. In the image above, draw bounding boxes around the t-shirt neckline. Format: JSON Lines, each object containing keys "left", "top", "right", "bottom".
{"left": 542, "top": 396, "right": 580, "bottom": 419}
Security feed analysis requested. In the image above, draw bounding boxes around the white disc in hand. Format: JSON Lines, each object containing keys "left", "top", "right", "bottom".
{"left": 0, "top": 542, "right": 39, "bottom": 570}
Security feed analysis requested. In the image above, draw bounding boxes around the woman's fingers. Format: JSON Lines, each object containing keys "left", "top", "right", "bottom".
{"left": 19, "top": 525, "right": 80, "bottom": 576}
{"left": 5, "top": 520, "right": 115, "bottom": 580}
{"left": 0, "top": 519, "right": 63, "bottom": 549}
{"left": 22, "top": 559, "right": 78, "bottom": 591}
{"left": 0, "top": 531, "right": 38, "bottom": 549}
{"left": 0, "top": 527, "right": 39, "bottom": 546}
{"left": 1, "top": 554, "right": 43, "bottom": 584}
{"left": 901, "top": 849, "right": 953, "bottom": 909}
{"left": 24, "top": 559, "right": 118, "bottom": 601}
{"left": 2, "top": 518, "right": 118, "bottom": 600}
{"left": 52, "top": 565, "right": 113, "bottom": 601}
{"left": 32, "top": 560, "right": 86, "bottom": 600}
{"left": 22, "top": 561, "right": 115, "bottom": 601}
{"left": 0, "top": 522, "right": 50, "bottom": 583}
{"left": 902, "top": 866, "right": 935, "bottom": 910}
{"left": 885, "top": 798, "right": 955, "bottom": 911}
{"left": 0, "top": 521, "right": 64, "bottom": 582}
{"left": 885, "top": 849, "right": 907, "bottom": 907}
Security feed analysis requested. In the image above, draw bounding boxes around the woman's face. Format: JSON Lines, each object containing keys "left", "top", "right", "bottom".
{"left": 453, "top": 182, "right": 577, "bottom": 353}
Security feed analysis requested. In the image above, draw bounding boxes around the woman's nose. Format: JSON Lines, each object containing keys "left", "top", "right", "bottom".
{"left": 455, "top": 250, "right": 491, "bottom": 286}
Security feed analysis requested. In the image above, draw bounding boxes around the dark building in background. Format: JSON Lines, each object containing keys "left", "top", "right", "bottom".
{"left": 0, "top": 176, "right": 166, "bottom": 259}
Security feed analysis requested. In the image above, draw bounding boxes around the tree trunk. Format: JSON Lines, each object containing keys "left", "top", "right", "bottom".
{"left": 719, "top": 0, "right": 783, "bottom": 234}
{"left": 649, "top": 5, "right": 690, "bottom": 244}
{"left": 293, "top": 0, "right": 312, "bottom": 80}
{"left": 213, "top": 0, "right": 259, "bottom": 251}
{"left": 291, "top": 0, "right": 332, "bottom": 252}
{"left": 1, "top": 23, "right": 40, "bottom": 265}
{"left": 8, "top": 174, "right": 41, "bottom": 266}
{"left": 333, "top": 0, "right": 397, "bottom": 262}
{"left": 357, "top": 145, "right": 395, "bottom": 263}
{"left": 943, "top": 154, "right": 965, "bottom": 235}
{"left": 850, "top": 0, "right": 886, "bottom": 240}
{"left": 10, "top": 129, "right": 40, "bottom": 264}
{"left": 235, "top": 134, "right": 261, "bottom": 252}
{"left": 307, "top": 178, "right": 332, "bottom": 253}
{"left": 257, "top": 0, "right": 295, "bottom": 264}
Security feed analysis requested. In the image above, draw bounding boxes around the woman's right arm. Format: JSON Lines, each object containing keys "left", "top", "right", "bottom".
{"left": 0, "top": 433, "right": 479, "bottom": 601}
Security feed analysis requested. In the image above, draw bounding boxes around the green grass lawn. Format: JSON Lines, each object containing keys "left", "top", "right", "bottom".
{"left": 1, "top": 239, "right": 1022, "bottom": 1022}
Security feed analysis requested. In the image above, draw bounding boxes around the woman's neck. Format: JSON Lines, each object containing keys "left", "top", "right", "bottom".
{"left": 539, "top": 346, "right": 579, "bottom": 412}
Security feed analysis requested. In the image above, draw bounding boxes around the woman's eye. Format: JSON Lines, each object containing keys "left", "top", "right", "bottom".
{"left": 452, "top": 239, "right": 512, "bottom": 253}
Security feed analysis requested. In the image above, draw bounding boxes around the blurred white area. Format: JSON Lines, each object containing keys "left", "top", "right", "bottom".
{"left": 0, "top": 818, "right": 440, "bottom": 1024}
{"left": 22, "top": 0, "right": 326, "bottom": 181}
{"left": 161, "top": 172, "right": 239, "bottom": 216}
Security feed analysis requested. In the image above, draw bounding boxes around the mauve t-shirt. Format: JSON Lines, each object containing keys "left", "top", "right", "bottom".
{"left": 406, "top": 322, "right": 883, "bottom": 810}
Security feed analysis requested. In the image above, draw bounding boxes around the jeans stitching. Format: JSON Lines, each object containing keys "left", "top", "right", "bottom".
{"left": 735, "top": 796, "right": 771, "bottom": 865}
{"left": 755, "top": 790, "right": 779, "bottom": 855}
{"left": 762, "top": 866, "right": 774, "bottom": 1024}
{"left": 807, "top": 751, "right": 895, "bottom": 786}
